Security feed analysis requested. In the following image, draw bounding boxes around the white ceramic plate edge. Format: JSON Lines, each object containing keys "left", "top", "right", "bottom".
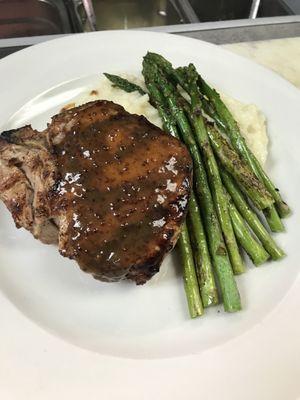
{"left": 0, "top": 31, "right": 300, "bottom": 399}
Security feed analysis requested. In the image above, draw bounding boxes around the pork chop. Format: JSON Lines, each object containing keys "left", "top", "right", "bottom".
{"left": 0, "top": 100, "right": 192, "bottom": 284}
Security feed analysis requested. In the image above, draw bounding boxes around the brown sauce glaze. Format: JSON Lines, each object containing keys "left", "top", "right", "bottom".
{"left": 54, "top": 102, "right": 192, "bottom": 283}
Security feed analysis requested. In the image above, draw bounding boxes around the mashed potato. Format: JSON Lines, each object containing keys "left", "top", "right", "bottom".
{"left": 74, "top": 75, "right": 268, "bottom": 165}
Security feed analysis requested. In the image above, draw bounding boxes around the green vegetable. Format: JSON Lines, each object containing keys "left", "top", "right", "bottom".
{"left": 206, "top": 123, "right": 274, "bottom": 211}
{"left": 226, "top": 194, "right": 270, "bottom": 266}
{"left": 198, "top": 76, "right": 289, "bottom": 230}
{"left": 144, "top": 56, "right": 241, "bottom": 312}
{"left": 184, "top": 64, "right": 245, "bottom": 275}
{"left": 178, "top": 223, "right": 204, "bottom": 318}
{"left": 188, "top": 195, "right": 219, "bottom": 307}
{"left": 143, "top": 59, "right": 218, "bottom": 308}
{"left": 103, "top": 72, "right": 146, "bottom": 95}
{"left": 221, "top": 170, "right": 285, "bottom": 260}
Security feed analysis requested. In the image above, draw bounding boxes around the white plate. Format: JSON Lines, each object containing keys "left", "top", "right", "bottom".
{"left": 0, "top": 31, "right": 299, "bottom": 399}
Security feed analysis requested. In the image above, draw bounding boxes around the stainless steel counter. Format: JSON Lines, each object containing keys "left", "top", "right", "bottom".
{"left": 143, "top": 15, "right": 300, "bottom": 44}
{"left": 0, "top": 15, "right": 299, "bottom": 59}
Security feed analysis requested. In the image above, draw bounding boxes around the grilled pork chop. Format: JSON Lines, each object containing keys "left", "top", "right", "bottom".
{"left": 0, "top": 100, "right": 192, "bottom": 284}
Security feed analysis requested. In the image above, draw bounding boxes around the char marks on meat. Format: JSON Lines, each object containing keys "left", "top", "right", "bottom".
{"left": 0, "top": 101, "right": 192, "bottom": 284}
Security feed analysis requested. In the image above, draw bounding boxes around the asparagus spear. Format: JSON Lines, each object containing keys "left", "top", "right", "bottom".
{"left": 144, "top": 57, "right": 241, "bottom": 312}
{"left": 103, "top": 73, "right": 146, "bottom": 95}
{"left": 221, "top": 170, "right": 285, "bottom": 260}
{"left": 143, "top": 61, "right": 218, "bottom": 307}
{"left": 261, "top": 206, "right": 284, "bottom": 232}
{"left": 184, "top": 64, "right": 245, "bottom": 275}
{"left": 226, "top": 194, "right": 270, "bottom": 266}
{"left": 199, "top": 99, "right": 286, "bottom": 234}
{"left": 178, "top": 222, "right": 204, "bottom": 317}
{"left": 198, "top": 77, "right": 289, "bottom": 226}
{"left": 202, "top": 99, "right": 284, "bottom": 233}
{"left": 206, "top": 123, "right": 274, "bottom": 210}
{"left": 250, "top": 155, "right": 290, "bottom": 218}
{"left": 146, "top": 52, "right": 185, "bottom": 87}
{"left": 187, "top": 194, "right": 219, "bottom": 307}
{"left": 201, "top": 99, "right": 284, "bottom": 237}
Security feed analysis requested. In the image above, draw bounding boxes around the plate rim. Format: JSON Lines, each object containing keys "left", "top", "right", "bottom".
{"left": 0, "top": 29, "right": 300, "bottom": 399}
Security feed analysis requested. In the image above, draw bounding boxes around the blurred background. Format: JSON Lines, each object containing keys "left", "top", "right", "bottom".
{"left": 0, "top": 0, "right": 299, "bottom": 38}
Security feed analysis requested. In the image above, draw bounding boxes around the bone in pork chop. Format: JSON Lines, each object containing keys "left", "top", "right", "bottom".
{"left": 0, "top": 100, "right": 192, "bottom": 284}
